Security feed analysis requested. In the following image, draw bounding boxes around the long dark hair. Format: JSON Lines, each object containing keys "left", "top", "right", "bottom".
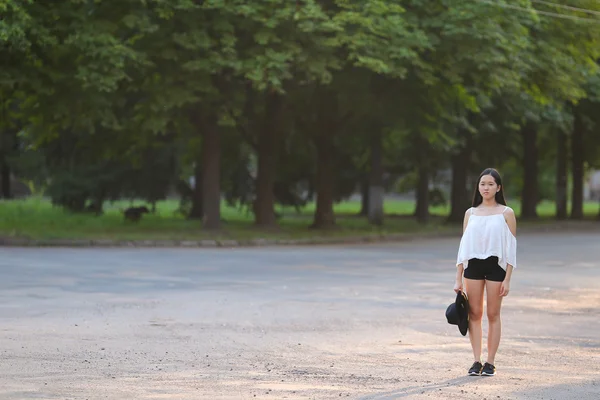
{"left": 472, "top": 168, "right": 507, "bottom": 207}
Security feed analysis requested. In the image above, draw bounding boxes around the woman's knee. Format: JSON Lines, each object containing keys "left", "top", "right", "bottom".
{"left": 469, "top": 306, "right": 483, "bottom": 321}
{"left": 487, "top": 309, "right": 501, "bottom": 323}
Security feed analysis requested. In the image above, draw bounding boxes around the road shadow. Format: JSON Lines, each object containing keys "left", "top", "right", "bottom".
{"left": 358, "top": 376, "right": 478, "bottom": 399}
{"left": 512, "top": 381, "right": 600, "bottom": 399}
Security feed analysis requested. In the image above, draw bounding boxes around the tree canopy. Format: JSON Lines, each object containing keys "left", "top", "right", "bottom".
{"left": 2, "top": 0, "right": 600, "bottom": 226}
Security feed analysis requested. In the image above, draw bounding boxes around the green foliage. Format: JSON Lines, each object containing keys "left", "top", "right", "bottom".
{"left": 46, "top": 164, "right": 120, "bottom": 212}
{"left": 2, "top": 0, "right": 600, "bottom": 226}
{"left": 2, "top": 197, "right": 598, "bottom": 241}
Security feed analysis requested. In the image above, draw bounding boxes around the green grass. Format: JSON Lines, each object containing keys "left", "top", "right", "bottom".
{"left": 0, "top": 197, "right": 598, "bottom": 242}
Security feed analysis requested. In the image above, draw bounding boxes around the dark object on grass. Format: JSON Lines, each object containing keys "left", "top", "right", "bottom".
{"left": 85, "top": 202, "right": 104, "bottom": 216}
{"left": 123, "top": 206, "right": 150, "bottom": 222}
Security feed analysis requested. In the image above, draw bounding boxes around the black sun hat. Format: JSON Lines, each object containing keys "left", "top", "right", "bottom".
{"left": 446, "top": 290, "right": 469, "bottom": 336}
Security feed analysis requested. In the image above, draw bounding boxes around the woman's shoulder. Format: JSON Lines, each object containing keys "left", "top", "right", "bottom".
{"left": 503, "top": 205, "right": 515, "bottom": 215}
{"left": 464, "top": 207, "right": 476, "bottom": 219}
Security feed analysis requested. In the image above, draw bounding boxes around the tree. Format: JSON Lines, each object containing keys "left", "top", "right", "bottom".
{"left": 519, "top": 2, "right": 600, "bottom": 219}
{"left": 307, "top": 0, "right": 430, "bottom": 228}
{"left": 392, "top": 0, "right": 538, "bottom": 223}
{"left": 2, "top": 0, "right": 170, "bottom": 209}
{"left": 571, "top": 71, "right": 600, "bottom": 219}
{"left": 0, "top": 98, "right": 20, "bottom": 199}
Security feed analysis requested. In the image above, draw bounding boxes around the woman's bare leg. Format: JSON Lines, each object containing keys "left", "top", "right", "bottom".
{"left": 485, "top": 281, "right": 502, "bottom": 364}
{"left": 485, "top": 280, "right": 504, "bottom": 364}
{"left": 464, "top": 278, "right": 485, "bottom": 362}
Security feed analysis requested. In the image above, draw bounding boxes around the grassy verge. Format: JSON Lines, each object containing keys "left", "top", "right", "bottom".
{"left": 0, "top": 197, "right": 598, "bottom": 243}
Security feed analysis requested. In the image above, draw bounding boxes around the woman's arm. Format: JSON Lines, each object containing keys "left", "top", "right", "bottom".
{"left": 501, "top": 207, "right": 517, "bottom": 296}
{"left": 454, "top": 264, "right": 464, "bottom": 293}
{"left": 463, "top": 207, "right": 472, "bottom": 233}
{"left": 500, "top": 265, "right": 513, "bottom": 296}
{"left": 454, "top": 209, "right": 471, "bottom": 293}
{"left": 504, "top": 207, "right": 517, "bottom": 237}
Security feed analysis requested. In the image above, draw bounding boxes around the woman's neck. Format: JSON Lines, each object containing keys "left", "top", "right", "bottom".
{"left": 480, "top": 199, "right": 498, "bottom": 208}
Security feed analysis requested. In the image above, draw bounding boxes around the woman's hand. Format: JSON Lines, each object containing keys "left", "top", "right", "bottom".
{"left": 500, "top": 280, "right": 511, "bottom": 297}
{"left": 453, "top": 279, "right": 463, "bottom": 294}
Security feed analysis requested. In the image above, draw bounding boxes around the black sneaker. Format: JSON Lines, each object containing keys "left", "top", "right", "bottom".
{"left": 468, "top": 361, "right": 483, "bottom": 376}
{"left": 481, "top": 362, "right": 496, "bottom": 376}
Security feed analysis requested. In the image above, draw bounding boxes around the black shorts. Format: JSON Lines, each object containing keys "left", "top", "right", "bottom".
{"left": 464, "top": 256, "right": 506, "bottom": 282}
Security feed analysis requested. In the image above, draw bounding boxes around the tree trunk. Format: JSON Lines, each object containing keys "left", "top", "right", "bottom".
{"left": 188, "top": 162, "right": 203, "bottom": 220}
{"left": 414, "top": 135, "right": 430, "bottom": 224}
{"left": 415, "top": 166, "right": 430, "bottom": 223}
{"left": 521, "top": 123, "right": 538, "bottom": 219}
{"left": 358, "top": 176, "right": 369, "bottom": 216}
{"left": 254, "top": 92, "right": 282, "bottom": 228}
{"left": 311, "top": 134, "right": 336, "bottom": 229}
{"left": 0, "top": 126, "right": 13, "bottom": 199}
{"left": 368, "top": 131, "right": 384, "bottom": 225}
{"left": 571, "top": 110, "right": 584, "bottom": 220}
{"left": 555, "top": 129, "right": 568, "bottom": 220}
{"left": 0, "top": 157, "right": 11, "bottom": 199}
{"left": 448, "top": 141, "right": 471, "bottom": 223}
{"left": 201, "top": 114, "right": 221, "bottom": 229}
{"left": 311, "top": 89, "right": 338, "bottom": 230}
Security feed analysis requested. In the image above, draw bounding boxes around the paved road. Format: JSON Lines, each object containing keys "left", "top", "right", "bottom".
{"left": 1, "top": 232, "right": 599, "bottom": 399}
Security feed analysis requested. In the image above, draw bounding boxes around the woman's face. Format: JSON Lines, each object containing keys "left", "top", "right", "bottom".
{"left": 479, "top": 174, "right": 500, "bottom": 202}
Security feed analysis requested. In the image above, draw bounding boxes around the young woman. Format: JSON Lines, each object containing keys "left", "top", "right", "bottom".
{"left": 454, "top": 168, "right": 517, "bottom": 376}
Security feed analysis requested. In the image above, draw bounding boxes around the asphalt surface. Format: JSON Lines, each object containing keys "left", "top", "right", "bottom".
{"left": 1, "top": 231, "right": 599, "bottom": 399}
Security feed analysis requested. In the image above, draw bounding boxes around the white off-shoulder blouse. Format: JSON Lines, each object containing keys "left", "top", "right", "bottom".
{"left": 456, "top": 206, "right": 517, "bottom": 271}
